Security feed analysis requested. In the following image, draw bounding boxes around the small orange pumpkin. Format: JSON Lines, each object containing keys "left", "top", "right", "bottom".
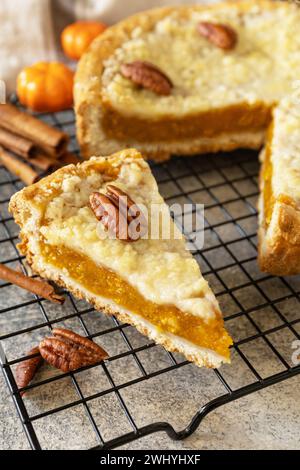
{"left": 61, "top": 21, "right": 107, "bottom": 61}
{"left": 17, "top": 62, "right": 74, "bottom": 112}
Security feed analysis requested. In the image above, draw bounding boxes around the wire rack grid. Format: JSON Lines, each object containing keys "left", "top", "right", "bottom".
{"left": 0, "top": 102, "right": 299, "bottom": 450}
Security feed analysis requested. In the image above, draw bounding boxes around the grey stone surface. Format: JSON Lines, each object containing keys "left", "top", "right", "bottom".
{"left": 0, "top": 373, "right": 30, "bottom": 450}
{"left": 1, "top": 364, "right": 299, "bottom": 450}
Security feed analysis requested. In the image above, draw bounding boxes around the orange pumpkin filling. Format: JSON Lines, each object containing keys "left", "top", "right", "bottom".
{"left": 41, "top": 243, "right": 232, "bottom": 358}
{"left": 102, "top": 102, "right": 272, "bottom": 142}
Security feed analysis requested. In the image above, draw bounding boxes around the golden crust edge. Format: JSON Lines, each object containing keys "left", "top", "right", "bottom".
{"left": 258, "top": 207, "right": 300, "bottom": 276}
{"left": 9, "top": 149, "right": 144, "bottom": 218}
{"left": 258, "top": 156, "right": 300, "bottom": 276}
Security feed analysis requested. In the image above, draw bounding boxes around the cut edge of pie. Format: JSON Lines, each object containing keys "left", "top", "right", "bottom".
{"left": 258, "top": 100, "right": 300, "bottom": 276}
{"left": 9, "top": 149, "right": 232, "bottom": 368}
{"left": 258, "top": 165, "right": 300, "bottom": 276}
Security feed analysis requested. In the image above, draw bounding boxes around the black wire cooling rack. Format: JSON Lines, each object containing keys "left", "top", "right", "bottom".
{"left": 0, "top": 100, "right": 299, "bottom": 450}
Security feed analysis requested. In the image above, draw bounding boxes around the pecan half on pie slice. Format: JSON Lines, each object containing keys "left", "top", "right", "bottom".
{"left": 9, "top": 149, "right": 232, "bottom": 368}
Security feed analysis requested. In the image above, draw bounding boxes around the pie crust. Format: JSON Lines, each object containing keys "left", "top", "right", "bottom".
{"left": 9, "top": 149, "right": 232, "bottom": 368}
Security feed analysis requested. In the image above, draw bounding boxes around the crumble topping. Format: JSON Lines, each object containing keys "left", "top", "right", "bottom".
{"left": 101, "top": 2, "right": 300, "bottom": 119}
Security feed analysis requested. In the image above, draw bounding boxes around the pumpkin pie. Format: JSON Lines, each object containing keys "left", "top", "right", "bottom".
{"left": 258, "top": 97, "right": 300, "bottom": 275}
{"left": 9, "top": 149, "right": 232, "bottom": 368}
{"left": 74, "top": 0, "right": 300, "bottom": 161}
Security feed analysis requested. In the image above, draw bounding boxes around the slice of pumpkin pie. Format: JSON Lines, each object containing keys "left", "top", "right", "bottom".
{"left": 9, "top": 149, "right": 232, "bottom": 368}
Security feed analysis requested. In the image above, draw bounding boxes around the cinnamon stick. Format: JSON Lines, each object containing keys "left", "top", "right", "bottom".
{"left": 0, "top": 104, "right": 69, "bottom": 157}
{"left": 59, "top": 151, "right": 80, "bottom": 166}
{"left": 0, "top": 127, "right": 34, "bottom": 157}
{"left": 0, "top": 128, "right": 59, "bottom": 171}
{"left": 29, "top": 151, "right": 60, "bottom": 171}
{"left": 0, "top": 263, "right": 65, "bottom": 304}
{"left": 0, "top": 147, "right": 39, "bottom": 185}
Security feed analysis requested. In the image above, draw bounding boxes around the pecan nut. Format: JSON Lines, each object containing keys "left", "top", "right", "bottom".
{"left": 90, "top": 185, "right": 147, "bottom": 242}
{"left": 120, "top": 61, "right": 173, "bottom": 96}
{"left": 15, "top": 346, "right": 43, "bottom": 395}
{"left": 107, "top": 185, "right": 148, "bottom": 230}
{"left": 90, "top": 192, "right": 130, "bottom": 241}
{"left": 197, "top": 22, "right": 237, "bottom": 50}
{"left": 39, "top": 328, "right": 108, "bottom": 373}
